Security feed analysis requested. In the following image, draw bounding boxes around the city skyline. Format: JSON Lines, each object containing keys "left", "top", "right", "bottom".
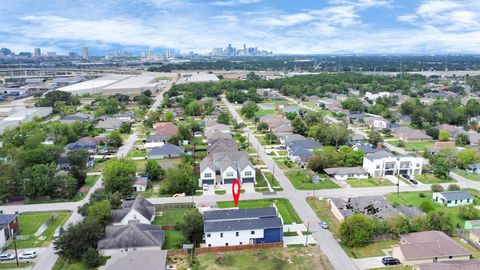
{"left": 0, "top": 0, "right": 479, "bottom": 55}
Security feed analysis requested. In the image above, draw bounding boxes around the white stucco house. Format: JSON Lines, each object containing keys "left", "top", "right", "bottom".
{"left": 432, "top": 191, "right": 473, "bottom": 207}
{"left": 111, "top": 196, "right": 155, "bottom": 225}
{"left": 324, "top": 167, "right": 369, "bottom": 181}
{"left": 362, "top": 151, "right": 423, "bottom": 178}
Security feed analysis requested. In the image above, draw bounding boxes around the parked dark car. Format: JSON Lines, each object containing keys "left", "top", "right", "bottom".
{"left": 410, "top": 178, "right": 418, "bottom": 185}
{"left": 401, "top": 174, "right": 410, "bottom": 180}
{"left": 382, "top": 257, "right": 400, "bottom": 266}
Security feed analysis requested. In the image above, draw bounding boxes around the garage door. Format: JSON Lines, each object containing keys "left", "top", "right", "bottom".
{"left": 202, "top": 179, "right": 214, "bottom": 185}
{"left": 223, "top": 178, "right": 234, "bottom": 184}
{"left": 242, "top": 177, "right": 255, "bottom": 183}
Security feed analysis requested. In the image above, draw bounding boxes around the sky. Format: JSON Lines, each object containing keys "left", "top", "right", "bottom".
{"left": 1, "top": 0, "right": 480, "bottom": 55}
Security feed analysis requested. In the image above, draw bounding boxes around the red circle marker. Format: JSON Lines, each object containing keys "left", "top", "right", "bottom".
{"left": 232, "top": 178, "right": 241, "bottom": 207}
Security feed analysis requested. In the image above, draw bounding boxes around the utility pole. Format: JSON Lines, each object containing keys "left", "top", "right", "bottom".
{"left": 304, "top": 221, "right": 310, "bottom": 246}
{"left": 13, "top": 231, "right": 19, "bottom": 267}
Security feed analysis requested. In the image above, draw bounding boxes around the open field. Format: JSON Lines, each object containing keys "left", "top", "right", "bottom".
{"left": 389, "top": 140, "right": 435, "bottom": 151}
{"left": 341, "top": 240, "right": 398, "bottom": 258}
{"left": 217, "top": 199, "right": 301, "bottom": 225}
{"left": 346, "top": 178, "right": 394, "bottom": 188}
{"left": 453, "top": 169, "right": 480, "bottom": 181}
{"left": 416, "top": 173, "right": 455, "bottom": 184}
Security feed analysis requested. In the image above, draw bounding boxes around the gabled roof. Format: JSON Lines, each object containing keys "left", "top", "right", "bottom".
{"left": 98, "top": 223, "right": 164, "bottom": 250}
{"left": 364, "top": 150, "right": 395, "bottom": 161}
{"left": 287, "top": 139, "right": 321, "bottom": 150}
{"left": 111, "top": 196, "right": 155, "bottom": 223}
{"left": 396, "top": 205, "right": 425, "bottom": 219}
{"left": 154, "top": 122, "right": 178, "bottom": 136}
{"left": 0, "top": 214, "right": 16, "bottom": 225}
{"left": 416, "top": 260, "right": 480, "bottom": 270}
{"left": 204, "top": 217, "right": 282, "bottom": 233}
{"left": 436, "top": 191, "right": 473, "bottom": 201}
{"left": 392, "top": 126, "right": 432, "bottom": 141}
{"left": 134, "top": 177, "right": 148, "bottom": 186}
{"left": 324, "top": 167, "right": 366, "bottom": 175}
{"left": 204, "top": 207, "right": 277, "bottom": 221}
{"left": 96, "top": 118, "right": 124, "bottom": 129}
{"left": 104, "top": 250, "right": 167, "bottom": 270}
{"left": 147, "top": 144, "right": 184, "bottom": 157}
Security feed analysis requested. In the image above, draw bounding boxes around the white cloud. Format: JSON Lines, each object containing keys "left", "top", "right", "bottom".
{"left": 211, "top": 0, "right": 262, "bottom": 7}
{"left": 259, "top": 13, "right": 314, "bottom": 27}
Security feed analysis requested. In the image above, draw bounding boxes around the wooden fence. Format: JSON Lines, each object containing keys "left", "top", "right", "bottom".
{"left": 167, "top": 242, "right": 283, "bottom": 256}
{"left": 154, "top": 202, "right": 195, "bottom": 211}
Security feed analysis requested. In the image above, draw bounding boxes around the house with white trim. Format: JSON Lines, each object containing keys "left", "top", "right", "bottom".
{"left": 362, "top": 151, "right": 423, "bottom": 178}
{"left": 199, "top": 151, "right": 255, "bottom": 186}
{"left": 432, "top": 191, "right": 473, "bottom": 207}
{"left": 111, "top": 196, "right": 155, "bottom": 225}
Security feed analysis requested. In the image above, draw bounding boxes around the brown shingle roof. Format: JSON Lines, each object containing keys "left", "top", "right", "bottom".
{"left": 399, "top": 231, "right": 471, "bottom": 260}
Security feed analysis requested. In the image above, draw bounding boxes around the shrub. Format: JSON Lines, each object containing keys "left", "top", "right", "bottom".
{"left": 420, "top": 201, "right": 434, "bottom": 212}
{"left": 419, "top": 193, "right": 425, "bottom": 198}
{"left": 448, "top": 184, "right": 461, "bottom": 191}
{"left": 431, "top": 184, "right": 444, "bottom": 192}
{"left": 81, "top": 248, "right": 101, "bottom": 268}
{"left": 459, "top": 205, "right": 480, "bottom": 220}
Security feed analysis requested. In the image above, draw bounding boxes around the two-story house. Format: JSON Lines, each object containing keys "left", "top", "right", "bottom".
{"left": 199, "top": 151, "right": 255, "bottom": 186}
{"left": 362, "top": 151, "right": 423, "bottom": 178}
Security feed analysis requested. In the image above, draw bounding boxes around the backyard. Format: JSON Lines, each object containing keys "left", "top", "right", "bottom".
{"left": 152, "top": 208, "right": 195, "bottom": 226}
{"left": 217, "top": 199, "right": 302, "bottom": 225}
{"left": 286, "top": 170, "right": 340, "bottom": 190}
{"left": 346, "top": 178, "right": 394, "bottom": 188}
{"left": 389, "top": 140, "right": 435, "bottom": 152}
{"left": 341, "top": 239, "right": 398, "bottom": 258}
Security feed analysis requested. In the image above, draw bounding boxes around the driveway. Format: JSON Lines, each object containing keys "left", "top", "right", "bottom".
{"left": 352, "top": 256, "right": 386, "bottom": 270}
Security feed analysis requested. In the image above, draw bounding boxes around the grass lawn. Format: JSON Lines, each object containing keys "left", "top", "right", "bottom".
{"left": 306, "top": 197, "right": 341, "bottom": 236}
{"left": 189, "top": 246, "right": 331, "bottom": 270}
{"left": 263, "top": 172, "right": 282, "bottom": 190}
{"left": 347, "top": 178, "right": 394, "bottom": 188}
{"left": 84, "top": 175, "right": 100, "bottom": 187}
{"left": 416, "top": 173, "right": 455, "bottom": 184}
{"left": 133, "top": 159, "right": 147, "bottom": 171}
{"left": 0, "top": 262, "right": 32, "bottom": 269}
{"left": 283, "top": 231, "right": 298, "bottom": 237}
{"left": 52, "top": 256, "right": 109, "bottom": 270}
{"left": 126, "top": 148, "right": 146, "bottom": 158}
{"left": 215, "top": 190, "right": 226, "bottom": 195}
{"left": 255, "top": 173, "right": 268, "bottom": 188}
{"left": 286, "top": 171, "right": 340, "bottom": 190}
{"left": 153, "top": 208, "right": 196, "bottom": 226}
{"left": 386, "top": 189, "right": 480, "bottom": 228}
{"left": 12, "top": 211, "right": 71, "bottom": 249}
{"left": 217, "top": 199, "right": 302, "bottom": 224}
{"left": 163, "top": 230, "right": 188, "bottom": 249}
{"left": 390, "top": 140, "right": 434, "bottom": 151}
{"left": 341, "top": 239, "right": 398, "bottom": 258}
{"left": 453, "top": 169, "right": 480, "bottom": 181}
{"left": 255, "top": 109, "right": 275, "bottom": 117}
{"left": 371, "top": 267, "right": 411, "bottom": 270}
{"left": 454, "top": 237, "right": 480, "bottom": 259}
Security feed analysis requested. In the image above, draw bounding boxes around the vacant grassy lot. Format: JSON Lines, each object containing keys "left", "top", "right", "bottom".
{"left": 179, "top": 246, "right": 333, "bottom": 270}
{"left": 217, "top": 199, "right": 302, "bottom": 225}
{"left": 286, "top": 171, "right": 340, "bottom": 190}
{"left": 341, "top": 239, "right": 398, "bottom": 258}
{"left": 126, "top": 148, "right": 146, "bottom": 158}
{"left": 153, "top": 208, "right": 195, "bottom": 226}
{"left": 453, "top": 169, "right": 480, "bottom": 181}
{"left": 12, "top": 211, "right": 71, "bottom": 249}
{"left": 346, "top": 178, "right": 394, "bottom": 188}
{"left": 255, "top": 109, "right": 275, "bottom": 117}
{"left": 306, "top": 197, "right": 340, "bottom": 236}
{"left": 416, "top": 173, "right": 455, "bottom": 184}
{"left": 390, "top": 140, "right": 434, "bottom": 151}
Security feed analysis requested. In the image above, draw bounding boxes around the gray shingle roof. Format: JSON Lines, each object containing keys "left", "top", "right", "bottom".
{"left": 438, "top": 191, "right": 473, "bottom": 201}
{"left": 396, "top": 205, "right": 425, "bottom": 219}
{"left": 0, "top": 214, "right": 16, "bottom": 225}
{"left": 111, "top": 196, "right": 155, "bottom": 223}
{"left": 364, "top": 150, "right": 395, "bottom": 161}
{"left": 104, "top": 250, "right": 167, "bottom": 270}
{"left": 98, "top": 223, "right": 164, "bottom": 250}
{"left": 204, "top": 217, "right": 282, "bottom": 233}
{"left": 148, "top": 144, "right": 184, "bottom": 157}
{"left": 324, "top": 167, "right": 367, "bottom": 175}
{"left": 204, "top": 207, "right": 277, "bottom": 221}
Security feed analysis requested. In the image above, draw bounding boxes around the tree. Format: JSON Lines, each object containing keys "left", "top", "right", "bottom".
{"left": 87, "top": 200, "right": 111, "bottom": 226}
{"left": 103, "top": 159, "right": 136, "bottom": 196}
{"left": 186, "top": 100, "right": 202, "bottom": 116}
{"left": 107, "top": 130, "right": 123, "bottom": 147}
{"left": 119, "top": 122, "right": 132, "bottom": 134}
{"left": 367, "top": 129, "right": 383, "bottom": 146}
{"left": 439, "top": 130, "right": 451, "bottom": 141}
{"left": 54, "top": 175, "right": 78, "bottom": 199}
{"left": 308, "top": 147, "right": 339, "bottom": 172}
{"left": 217, "top": 111, "right": 231, "bottom": 125}
{"left": 264, "top": 131, "right": 278, "bottom": 144}
{"left": 459, "top": 205, "right": 480, "bottom": 220}
{"left": 425, "top": 127, "right": 439, "bottom": 140}
{"left": 385, "top": 215, "right": 411, "bottom": 236}
{"left": 448, "top": 184, "right": 461, "bottom": 191}
{"left": 66, "top": 149, "right": 90, "bottom": 169}
{"left": 257, "top": 122, "right": 269, "bottom": 132}
{"left": 162, "top": 111, "right": 174, "bottom": 122}
{"left": 145, "top": 159, "right": 165, "bottom": 181}
{"left": 0, "top": 164, "right": 22, "bottom": 200}
{"left": 162, "top": 167, "right": 197, "bottom": 195}
{"left": 457, "top": 149, "right": 477, "bottom": 169}
{"left": 431, "top": 184, "right": 444, "bottom": 192}
{"left": 240, "top": 101, "right": 259, "bottom": 119}
{"left": 291, "top": 116, "right": 306, "bottom": 135}
{"left": 427, "top": 210, "right": 455, "bottom": 235}
{"left": 338, "top": 146, "right": 364, "bottom": 167}
{"left": 54, "top": 219, "right": 105, "bottom": 260}
{"left": 82, "top": 247, "right": 101, "bottom": 268}
{"left": 456, "top": 133, "right": 470, "bottom": 146}
{"left": 176, "top": 210, "right": 204, "bottom": 246}
{"left": 420, "top": 201, "right": 434, "bottom": 212}
{"left": 341, "top": 97, "right": 365, "bottom": 112}
{"left": 339, "top": 214, "right": 378, "bottom": 247}
{"left": 433, "top": 157, "right": 450, "bottom": 179}
{"left": 22, "top": 163, "right": 57, "bottom": 198}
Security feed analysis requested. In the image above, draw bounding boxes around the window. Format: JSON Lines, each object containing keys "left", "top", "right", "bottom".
{"left": 467, "top": 199, "right": 470, "bottom": 203}
{"left": 220, "top": 233, "right": 223, "bottom": 238}
{"left": 449, "top": 256, "right": 453, "bottom": 259}
{"left": 236, "top": 232, "right": 239, "bottom": 237}
{"left": 206, "top": 234, "right": 211, "bottom": 238}
{"left": 239, "top": 242, "right": 243, "bottom": 245}
{"left": 225, "top": 243, "right": 229, "bottom": 246}
{"left": 208, "top": 244, "right": 211, "bottom": 247}
{"left": 226, "top": 172, "right": 233, "bottom": 177}
{"left": 245, "top": 171, "right": 252, "bottom": 176}
{"left": 416, "top": 163, "right": 420, "bottom": 167}
{"left": 251, "top": 231, "right": 255, "bottom": 235}
{"left": 376, "top": 165, "right": 380, "bottom": 169}
{"left": 205, "top": 173, "right": 212, "bottom": 178}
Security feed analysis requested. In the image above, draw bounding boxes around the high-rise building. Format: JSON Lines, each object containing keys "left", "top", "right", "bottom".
{"left": 82, "top": 47, "right": 89, "bottom": 60}
{"left": 212, "top": 48, "right": 223, "bottom": 56}
{"left": 34, "top": 48, "right": 41, "bottom": 57}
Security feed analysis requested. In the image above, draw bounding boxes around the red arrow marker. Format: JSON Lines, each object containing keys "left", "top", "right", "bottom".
{"left": 232, "top": 178, "right": 241, "bottom": 207}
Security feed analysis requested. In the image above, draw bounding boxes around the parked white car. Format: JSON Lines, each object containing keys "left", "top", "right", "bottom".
{"left": 19, "top": 250, "right": 37, "bottom": 259}
{"left": 0, "top": 253, "right": 15, "bottom": 261}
